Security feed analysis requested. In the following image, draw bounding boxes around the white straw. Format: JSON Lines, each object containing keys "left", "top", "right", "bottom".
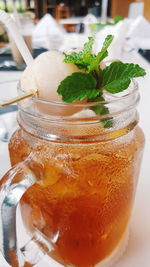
{"left": 101, "top": 0, "right": 108, "bottom": 24}
{"left": 12, "top": 1, "right": 22, "bottom": 30}
{"left": 0, "top": 10, "right": 33, "bottom": 65}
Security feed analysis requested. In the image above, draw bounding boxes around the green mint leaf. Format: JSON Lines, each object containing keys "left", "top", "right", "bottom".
{"left": 57, "top": 72, "right": 99, "bottom": 103}
{"left": 102, "top": 62, "right": 146, "bottom": 93}
{"left": 106, "top": 16, "right": 124, "bottom": 26}
{"left": 64, "top": 37, "right": 96, "bottom": 71}
{"left": 113, "top": 16, "right": 124, "bottom": 24}
{"left": 97, "top": 35, "right": 114, "bottom": 63}
{"left": 89, "top": 95, "right": 109, "bottom": 116}
{"left": 88, "top": 93, "right": 103, "bottom": 102}
{"left": 101, "top": 117, "right": 113, "bottom": 129}
{"left": 90, "top": 103, "right": 108, "bottom": 115}
{"left": 88, "top": 35, "right": 114, "bottom": 72}
{"left": 64, "top": 52, "right": 87, "bottom": 69}
{"left": 90, "top": 98, "right": 113, "bottom": 128}
{"left": 83, "top": 36, "right": 94, "bottom": 53}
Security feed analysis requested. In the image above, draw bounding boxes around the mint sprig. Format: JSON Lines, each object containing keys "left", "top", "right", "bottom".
{"left": 102, "top": 62, "right": 146, "bottom": 93}
{"left": 57, "top": 35, "right": 146, "bottom": 128}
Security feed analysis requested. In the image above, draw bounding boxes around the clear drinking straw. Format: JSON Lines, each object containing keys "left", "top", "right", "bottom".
{"left": 0, "top": 10, "right": 33, "bottom": 65}
{"left": 12, "top": 0, "right": 22, "bottom": 30}
{"left": 101, "top": 0, "right": 108, "bottom": 24}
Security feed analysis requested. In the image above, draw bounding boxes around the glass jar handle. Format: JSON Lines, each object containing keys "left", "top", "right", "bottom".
{"left": 0, "top": 160, "right": 50, "bottom": 267}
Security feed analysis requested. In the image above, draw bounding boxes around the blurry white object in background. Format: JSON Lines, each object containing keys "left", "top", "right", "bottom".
{"left": 125, "top": 36, "right": 150, "bottom": 52}
{"left": 83, "top": 14, "right": 98, "bottom": 34}
{"left": 128, "top": 2, "right": 144, "bottom": 19}
{"left": 94, "top": 19, "right": 130, "bottom": 60}
{"left": 0, "top": 80, "right": 18, "bottom": 100}
{"left": 32, "top": 14, "right": 65, "bottom": 50}
{"left": 127, "top": 16, "right": 150, "bottom": 39}
{"left": 61, "top": 33, "right": 88, "bottom": 52}
{"left": 83, "top": 14, "right": 98, "bottom": 24}
{"left": 126, "top": 16, "right": 150, "bottom": 51}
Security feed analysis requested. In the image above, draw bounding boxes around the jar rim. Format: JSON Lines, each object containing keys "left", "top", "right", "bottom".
{"left": 18, "top": 79, "right": 139, "bottom": 124}
{"left": 17, "top": 79, "right": 139, "bottom": 142}
{"left": 19, "top": 79, "right": 138, "bottom": 108}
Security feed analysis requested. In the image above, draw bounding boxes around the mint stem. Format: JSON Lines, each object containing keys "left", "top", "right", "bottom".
{"left": 96, "top": 66, "right": 102, "bottom": 89}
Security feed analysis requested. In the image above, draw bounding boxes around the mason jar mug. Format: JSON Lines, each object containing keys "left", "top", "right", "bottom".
{"left": 0, "top": 81, "right": 145, "bottom": 267}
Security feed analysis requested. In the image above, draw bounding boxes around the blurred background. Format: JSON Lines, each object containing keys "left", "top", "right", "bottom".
{"left": 0, "top": 0, "right": 149, "bottom": 64}
{"left": 0, "top": 0, "right": 149, "bottom": 20}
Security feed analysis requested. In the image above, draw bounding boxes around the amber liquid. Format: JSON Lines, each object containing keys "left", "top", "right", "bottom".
{"left": 9, "top": 127, "right": 144, "bottom": 267}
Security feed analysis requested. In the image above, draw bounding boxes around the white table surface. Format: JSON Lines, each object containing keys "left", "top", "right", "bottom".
{"left": 0, "top": 51, "right": 150, "bottom": 267}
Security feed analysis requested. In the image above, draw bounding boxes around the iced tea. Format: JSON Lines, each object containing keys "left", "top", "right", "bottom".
{"left": 9, "top": 125, "right": 144, "bottom": 267}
